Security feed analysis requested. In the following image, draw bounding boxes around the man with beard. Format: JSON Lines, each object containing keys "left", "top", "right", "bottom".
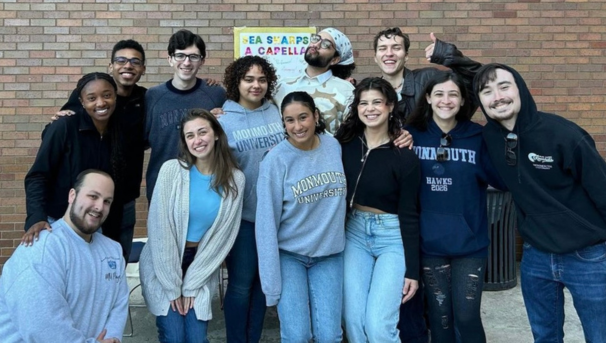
{"left": 25, "top": 40, "right": 149, "bottom": 261}
{"left": 0, "top": 169, "right": 128, "bottom": 343}
{"left": 273, "top": 27, "right": 355, "bottom": 133}
{"left": 475, "top": 63, "right": 606, "bottom": 342}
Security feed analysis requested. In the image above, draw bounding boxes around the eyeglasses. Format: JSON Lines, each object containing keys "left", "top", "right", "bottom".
{"left": 112, "top": 57, "right": 143, "bottom": 67}
{"left": 436, "top": 133, "right": 452, "bottom": 162}
{"left": 172, "top": 53, "right": 203, "bottom": 62}
{"left": 505, "top": 133, "right": 518, "bottom": 166}
{"left": 310, "top": 34, "right": 335, "bottom": 50}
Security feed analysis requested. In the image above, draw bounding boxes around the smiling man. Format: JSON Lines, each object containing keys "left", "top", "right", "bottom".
{"left": 144, "top": 29, "right": 226, "bottom": 201}
{"left": 371, "top": 27, "right": 483, "bottom": 343}
{"left": 474, "top": 63, "right": 606, "bottom": 343}
{"left": 373, "top": 28, "right": 481, "bottom": 125}
{"left": 273, "top": 27, "right": 356, "bottom": 133}
{"left": 43, "top": 40, "right": 149, "bottom": 260}
{"left": 0, "top": 170, "right": 128, "bottom": 343}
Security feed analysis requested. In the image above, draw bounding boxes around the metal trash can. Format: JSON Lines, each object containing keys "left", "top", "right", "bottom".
{"left": 484, "top": 188, "right": 517, "bottom": 291}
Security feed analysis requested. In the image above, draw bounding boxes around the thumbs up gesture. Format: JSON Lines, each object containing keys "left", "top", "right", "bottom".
{"left": 424, "top": 32, "right": 438, "bottom": 61}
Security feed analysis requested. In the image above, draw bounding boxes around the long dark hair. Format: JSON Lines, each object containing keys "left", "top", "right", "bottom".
{"left": 280, "top": 91, "right": 327, "bottom": 137}
{"left": 223, "top": 56, "right": 277, "bottom": 102}
{"left": 406, "top": 71, "right": 473, "bottom": 131}
{"left": 76, "top": 72, "right": 125, "bottom": 195}
{"left": 335, "top": 77, "right": 400, "bottom": 143}
{"left": 177, "top": 109, "right": 239, "bottom": 199}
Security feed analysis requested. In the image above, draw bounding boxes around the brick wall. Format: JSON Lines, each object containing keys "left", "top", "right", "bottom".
{"left": 1, "top": 0, "right": 605, "bottom": 270}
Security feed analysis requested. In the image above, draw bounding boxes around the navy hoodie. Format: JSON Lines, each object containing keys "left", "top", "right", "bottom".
{"left": 476, "top": 64, "right": 606, "bottom": 254}
{"left": 407, "top": 120, "right": 505, "bottom": 257}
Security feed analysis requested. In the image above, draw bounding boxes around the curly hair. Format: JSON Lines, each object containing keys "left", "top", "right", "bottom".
{"left": 373, "top": 27, "right": 410, "bottom": 53}
{"left": 335, "top": 77, "right": 400, "bottom": 143}
{"left": 223, "top": 56, "right": 277, "bottom": 102}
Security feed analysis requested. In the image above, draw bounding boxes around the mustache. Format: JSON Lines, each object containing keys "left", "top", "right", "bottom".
{"left": 489, "top": 99, "right": 512, "bottom": 108}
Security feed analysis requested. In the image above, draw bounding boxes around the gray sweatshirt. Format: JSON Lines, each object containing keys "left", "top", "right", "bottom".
{"left": 0, "top": 219, "right": 128, "bottom": 343}
{"left": 144, "top": 78, "right": 227, "bottom": 201}
{"left": 255, "top": 133, "right": 346, "bottom": 306}
{"left": 219, "top": 99, "right": 284, "bottom": 222}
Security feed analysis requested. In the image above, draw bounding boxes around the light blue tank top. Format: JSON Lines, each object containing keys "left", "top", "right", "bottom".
{"left": 186, "top": 167, "right": 221, "bottom": 242}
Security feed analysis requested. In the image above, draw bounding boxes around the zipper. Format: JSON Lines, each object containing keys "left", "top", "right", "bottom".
{"left": 349, "top": 136, "right": 389, "bottom": 208}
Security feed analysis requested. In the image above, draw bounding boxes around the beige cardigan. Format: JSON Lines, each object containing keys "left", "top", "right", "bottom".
{"left": 139, "top": 159, "right": 244, "bottom": 320}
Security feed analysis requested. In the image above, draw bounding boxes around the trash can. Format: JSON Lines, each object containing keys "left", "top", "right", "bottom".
{"left": 484, "top": 188, "right": 517, "bottom": 291}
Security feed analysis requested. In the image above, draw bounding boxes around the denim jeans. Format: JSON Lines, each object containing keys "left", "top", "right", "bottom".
{"left": 422, "top": 256, "right": 487, "bottom": 343}
{"left": 120, "top": 200, "right": 136, "bottom": 262}
{"left": 224, "top": 220, "right": 266, "bottom": 343}
{"left": 398, "top": 281, "right": 429, "bottom": 343}
{"left": 343, "top": 209, "right": 405, "bottom": 343}
{"left": 521, "top": 242, "right": 606, "bottom": 343}
{"left": 277, "top": 250, "right": 343, "bottom": 343}
{"left": 156, "top": 247, "right": 209, "bottom": 343}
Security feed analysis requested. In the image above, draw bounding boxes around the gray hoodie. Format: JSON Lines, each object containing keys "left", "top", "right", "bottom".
{"left": 219, "top": 99, "right": 284, "bottom": 222}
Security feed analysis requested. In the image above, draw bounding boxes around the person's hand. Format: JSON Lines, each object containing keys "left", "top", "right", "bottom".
{"left": 394, "top": 129, "right": 413, "bottom": 149}
{"left": 425, "top": 32, "right": 438, "bottom": 62}
{"left": 203, "top": 78, "right": 221, "bottom": 87}
{"left": 210, "top": 107, "right": 225, "bottom": 119}
{"left": 182, "top": 296, "right": 195, "bottom": 314}
{"left": 21, "top": 221, "right": 51, "bottom": 246}
{"left": 170, "top": 297, "right": 186, "bottom": 316}
{"left": 97, "top": 328, "right": 121, "bottom": 343}
{"left": 402, "top": 278, "right": 419, "bottom": 303}
{"left": 51, "top": 109, "right": 75, "bottom": 122}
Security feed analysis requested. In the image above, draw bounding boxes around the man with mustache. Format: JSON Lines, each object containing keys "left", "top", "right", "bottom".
{"left": 0, "top": 170, "right": 128, "bottom": 343}
{"left": 273, "top": 27, "right": 355, "bottom": 134}
{"left": 474, "top": 63, "right": 606, "bottom": 342}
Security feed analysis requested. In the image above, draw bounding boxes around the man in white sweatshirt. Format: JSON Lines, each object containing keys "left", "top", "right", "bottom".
{"left": 0, "top": 169, "right": 128, "bottom": 343}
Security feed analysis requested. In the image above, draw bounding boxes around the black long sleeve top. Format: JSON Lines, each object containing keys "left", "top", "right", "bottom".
{"left": 341, "top": 136, "right": 422, "bottom": 280}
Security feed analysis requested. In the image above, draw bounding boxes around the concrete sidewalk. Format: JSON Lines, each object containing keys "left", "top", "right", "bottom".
{"left": 123, "top": 272, "right": 584, "bottom": 343}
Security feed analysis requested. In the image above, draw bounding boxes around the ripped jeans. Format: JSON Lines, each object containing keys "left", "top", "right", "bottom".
{"left": 421, "top": 257, "right": 487, "bottom": 343}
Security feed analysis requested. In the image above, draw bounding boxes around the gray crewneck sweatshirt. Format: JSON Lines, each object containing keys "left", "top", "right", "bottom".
{"left": 0, "top": 219, "right": 128, "bottom": 343}
{"left": 219, "top": 99, "right": 284, "bottom": 222}
{"left": 255, "top": 133, "right": 346, "bottom": 306}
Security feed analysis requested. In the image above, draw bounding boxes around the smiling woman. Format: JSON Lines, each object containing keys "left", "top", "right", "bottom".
{"left": 23, "top": 72, "right": 126, "bottom": 258}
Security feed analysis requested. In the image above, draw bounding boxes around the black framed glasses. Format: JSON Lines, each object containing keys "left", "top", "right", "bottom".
{"left": 436, "top": 133, "right": 452, "bottom": 162}
{"left": 505, "top": 133, "right": 518, "bottom": 166}
{"left": 172, "top": 53, "right": 203, "bottom": 62}
{"left": 310, "top": 34, "right": 335, "bottom": 50}
{"left": 112, "top": 57, "right": 143, "bottom": 67}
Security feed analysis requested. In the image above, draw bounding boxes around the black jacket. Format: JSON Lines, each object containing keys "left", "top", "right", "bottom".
{"left": 61, "top": 84, "right": 147, "bottom": 203}
{"left": 395, "top": 39, "right": 482, "bottom": 122}
{"left": 477, "top": 64, "right": 606, "bottom": 253}
{"left": 24, "top": 113, "right": 113, "bottom": 231}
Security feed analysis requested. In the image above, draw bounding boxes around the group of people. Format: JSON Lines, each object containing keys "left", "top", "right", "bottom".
{"left": 0, "top": 24, "right": 604, "bottom": 343}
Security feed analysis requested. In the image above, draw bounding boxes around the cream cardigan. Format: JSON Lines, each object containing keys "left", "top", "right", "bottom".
{"left": 139, "top": 159, "right": 244, "bottom": 320}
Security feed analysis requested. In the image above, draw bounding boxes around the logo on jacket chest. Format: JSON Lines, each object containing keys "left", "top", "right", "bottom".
{"left": 528, "top": 152, "right": 553, "bottom": 170}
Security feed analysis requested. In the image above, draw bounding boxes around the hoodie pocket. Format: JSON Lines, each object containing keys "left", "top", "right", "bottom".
{"left": 420, "top": 211, "right": 480, "bottom": 256}
{"left": 521, "top": 211, "right": 604, "bottom": 252}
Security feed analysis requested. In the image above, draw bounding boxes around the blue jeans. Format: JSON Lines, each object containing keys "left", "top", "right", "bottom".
{"left": 120, "top": 200, "right": 136, "bottom": 262}
{"left": 521, "top": 242, "right": 606, "bottom": 343}
{"left": 343, "top": 210, "right": 405, "bottom": 343}
{"left": 422, "top": 256, "right": 487, "bottom": 343}
{"left": 224, "top": 220, "right": 266, "bottom": 343}
{"left": 277, "top": 250, "right": 343, "bottom": 343}
{"left": 156, "top": 247, "right": 209, "bottom": 343}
